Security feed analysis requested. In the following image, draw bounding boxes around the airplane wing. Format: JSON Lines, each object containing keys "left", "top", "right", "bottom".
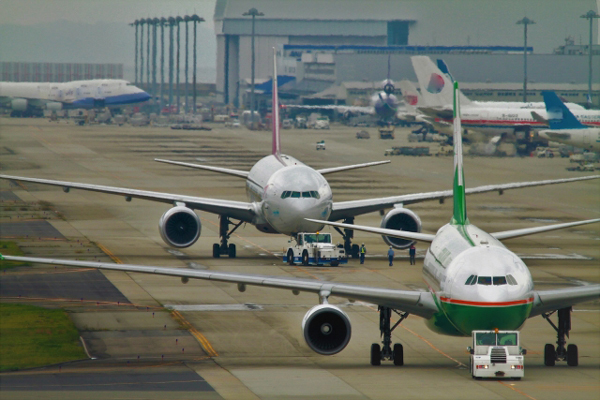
{"left": 306, "top": 219, "right": 436, "bottom": 243}
{"left": 329, "top": 175, "right": 600, "bottom": 221}
{"left": 417, "top": 107, "right": 453, "bottom": 120}
{"left": 154, "top": 159, "right": 249, "bottom": 179}
{"left": 529, "top": 285, "right": 600, "bottom": 318}
{"left": 491, "top": 218, "right": 600, "bottom": 241}
{"left": 0, "top": 255, "right": 439, "bottom": 319}
{"left": 0, "top": 174, "right": 256, "bottom": 222}
{"left": 317, "top": 160, "right": 391, "bottom": 175}
{"left": 285, "top": 105, "right": 375, "bottom": 115}
{"left": 530, "top": 111, "right": 548, "bottom": 125}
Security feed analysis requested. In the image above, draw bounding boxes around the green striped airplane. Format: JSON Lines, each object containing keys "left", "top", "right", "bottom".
{"left": 2, "top": 82, "right": 599, "bottom": 368}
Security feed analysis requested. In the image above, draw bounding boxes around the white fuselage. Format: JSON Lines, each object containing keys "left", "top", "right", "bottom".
{"left": 246, "top": 154, "right": 333, "bottom": 235}
{"left": 0, "top": 79, "right": 150, "bottom": 108}
{"left": 422, "top": 223, "right": 534, "bottom": 336}
{"left": 538, "top": 128, "right": 600, "bottom": 152}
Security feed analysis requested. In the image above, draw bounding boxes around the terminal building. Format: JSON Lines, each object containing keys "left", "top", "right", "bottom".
{"left": 214, "top": 0, "right": 600, "bottom": 107}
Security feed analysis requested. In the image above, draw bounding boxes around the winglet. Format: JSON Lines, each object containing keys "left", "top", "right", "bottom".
{"left": 542, "top": 91, "right": 586, "bottom": 130}
{"left": 452, "top": 81, "right": 468, "bottom": 225}
{"left": 272, "top": 48, "right": 281, "bottom": 157}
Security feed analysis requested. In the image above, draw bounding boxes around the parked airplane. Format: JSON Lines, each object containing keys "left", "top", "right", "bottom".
{"left": 412, "top": 56, "right": 600, "bottom": 134}
{"left": 4, "top": 82, "right": 599, "bottom": 367}
{"left": 1, "top": 53, "right": 598, "bottom": 259}
{"left": 0, "top": 79, "right": 151, "bottom": 117}
{"left": 534, "top": 91, "right": 600, "bottom": 152}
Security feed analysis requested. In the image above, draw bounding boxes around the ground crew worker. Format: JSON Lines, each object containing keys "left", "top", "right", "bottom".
{"left": 387, "top": 246, "right": 395, "bottom": 266}
{"left": 409, "top": 244, "right": 416, "bottom": 265}
{"left": 360, "top": 243, "right": 366, "bottom": 264}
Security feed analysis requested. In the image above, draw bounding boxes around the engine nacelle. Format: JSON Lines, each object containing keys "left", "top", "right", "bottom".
{"left": 11, "top": 98, "right": 28, "bottom": 111}
{"left": 46, "top": 102, "right": 63, "bottom": 111}
{"left": 302, "top": 304, "right": 351, "bottom": 355}
{"left": 380, "top": 208, "right": 422, "bottom": 249}
{"left": 158, "top": 206, "right": 201, "bottom": 248}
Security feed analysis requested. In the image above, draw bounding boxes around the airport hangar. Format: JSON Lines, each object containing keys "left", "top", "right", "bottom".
{"left": 214, "top": 0, "right": 600, "bottom": 108}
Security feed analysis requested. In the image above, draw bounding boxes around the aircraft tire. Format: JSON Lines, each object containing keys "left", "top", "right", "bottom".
{"left": 302, "top": 250, "right": 309, "bottom": 266}
{"left": 370, "top": 343, "right": 381, "bottom": 366}
{"left": 228, "top": 243, "right": 236, "bottom": 258}
{"left": 393, "top": 343, "right": 404, "bottom": 366}
{"left": 544, "top": 344, "right": 556, "bottom": 366}
{"left": 567, "top": 344, "right": 578, "bottom": 366}
{"left": 212, "top": 243, "right": 221, "bottom": 258}
{"left": 330, "top": 260, "right": 339, "bottom": 267}
{"left": 287, "top": 249, "right": 295, "bottom": 265}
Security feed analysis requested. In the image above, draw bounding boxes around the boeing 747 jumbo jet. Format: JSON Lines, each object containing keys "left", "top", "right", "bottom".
{"left": 535, "top": 91, "right": 600, "bottom": 152}
{"left": 0, "top": 79, "right": 151, "bottom": 117}
{"left": 4, "top": 81, "right": 599, "bottom": 368}
{"left": 1, "top": 52, "right": 598, "bottom": 259}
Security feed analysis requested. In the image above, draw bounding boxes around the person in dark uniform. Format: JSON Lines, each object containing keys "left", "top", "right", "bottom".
{"left": 359, "top": 243, "right": 366, "bottom": 264}
{"left": 409, "top": 244, "right": 416, "bottom": 265}
{"left": 387, "top": 246, "right": 395, "bottom": 266}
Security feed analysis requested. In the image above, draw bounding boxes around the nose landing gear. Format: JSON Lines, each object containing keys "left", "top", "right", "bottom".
{"left": 542, "top": 307, "right": 578, "bottom": 367}
{"left": 371, "top": 306, "right": 408, "bottom": 366}
{"left": 212, "top": 216, "right": 243, "bottom": 258}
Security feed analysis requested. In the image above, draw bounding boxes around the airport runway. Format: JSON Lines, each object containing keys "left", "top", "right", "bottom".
{"left": 0, "top": 118, "right": 598, "bottom": 399}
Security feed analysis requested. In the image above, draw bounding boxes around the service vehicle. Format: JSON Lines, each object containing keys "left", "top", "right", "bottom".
{"left": 356, "top": 130, "right": 370, "bottom": 139}
{"left": 284, "top": 232, "right": 346, "bottom": 266}
{"left": 316, "top": 140, "right": 326, "bottom": 150}
{"left": 468, "top": 330, "right": 526, "bottom": 380}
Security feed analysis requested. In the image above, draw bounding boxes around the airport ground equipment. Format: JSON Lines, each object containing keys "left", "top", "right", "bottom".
{"left": 378, "top": 126, "right": 395, "bottom": 139}
{"left": 316, "top": 140, "right": 326, "bottom": 150}
{"left": 284, "top": 232, "right": 347, "bottom": 266}
{"left": 468, "top": 330, "right": 525, "bottom": 380}
{"left": 384, "top": 146, "right": 430, "bottom": 156}
{"left": 356, "top": 130, "right": 370, "bottom": 139}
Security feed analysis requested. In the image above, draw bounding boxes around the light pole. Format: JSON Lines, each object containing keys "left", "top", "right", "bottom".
{"left": 243, "top": 8, "right": 264, "bottom": 129}
{"left": 580, "top": 10, "right": 599, "bottom": 109}
{"left": 516, "top": 17, "right": 535, "bottom": 103}
{"left": 130, "top": 20, "right": 139, "bottom": 85}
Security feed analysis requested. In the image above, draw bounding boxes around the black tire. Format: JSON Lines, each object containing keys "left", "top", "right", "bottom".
{"left": 544, "top": 344, "right": 556, "bottom": 366}
{"left": 351, "top": 244, "right": 360, "bottom": 258}
{"left": 302, "top": 250, "right": 309, "bottom": 266}
{"left": 330, "top": 260, "right": 339, "bottom": 267}
{"left": 549, "top": 152, "right": 554, "bottom": 158}
{"left": 287, "top": 249, "right": 295, "bottom": 265}
{"left": 228, "top": 243, "right": 236, "bottom": 258}
{"left": 370, "top": 343, "right": 381, "bottom": 366}
{"left": 212, "top": 243, "right": 220, "bottom": 258}
{"left": 567, "top": 344, "right": 578, "bottom": 367}
{"left": 393, "top": 343, "right": 404, "bottom": 366}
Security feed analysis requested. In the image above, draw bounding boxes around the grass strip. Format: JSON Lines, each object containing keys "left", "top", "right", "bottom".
{"left": 0, "top": 241, "right": 29, "bottom": 270}
{"left": 0, "top": 303, "right": 87, "bottom": 371}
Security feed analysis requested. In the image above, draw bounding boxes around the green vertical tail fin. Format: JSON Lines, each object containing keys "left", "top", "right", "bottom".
{"left": 452, "top": 81, "right": 468, "bottom": 225}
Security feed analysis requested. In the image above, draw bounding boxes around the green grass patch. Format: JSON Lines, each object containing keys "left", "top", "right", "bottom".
{"left": 0, "top": 241, "right": 29, "bottom": 270}
{"left": 0, "top": 303, "right": 87, "bottom": 371}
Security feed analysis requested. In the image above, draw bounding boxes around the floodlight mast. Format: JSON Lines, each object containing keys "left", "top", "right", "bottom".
{"left": 243, "top": 8, "right": 264, "bottom": 129}
{"left": 516, "top": 17, "right": 535, "bottom": 103}
{"left": 580, "top": 10, "right": 600, "bottom": 109}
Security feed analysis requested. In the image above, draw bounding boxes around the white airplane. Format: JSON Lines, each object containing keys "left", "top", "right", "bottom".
{"left": 412, "top": 56, "right": 600, "bottom": 136}
{"left": 0, "top": 79, "right": 151, "bottom": 117}
{"left": 535, "top": 91, "right": 600, "bottom": 152}
{"left": 4, "top": 81, "right": 599, "bottom": 367}
{"left": 1, "top": 52, "right": 598, "bottom": 259}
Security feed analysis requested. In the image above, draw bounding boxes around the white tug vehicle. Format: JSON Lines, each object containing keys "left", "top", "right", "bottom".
{"left": 468, "top": 329, "right": 526, "bottom": 380}
{"left": 284, "top": 232, "right": 347, "bottom": 266}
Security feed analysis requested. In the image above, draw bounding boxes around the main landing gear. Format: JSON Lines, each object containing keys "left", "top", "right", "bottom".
{"left": 212, "top": 216, "right": 243, "bottom": 258}
{"left": 542, "top": 307, "right": 578, "bottom": 367}
{"left": 371, "top": 306, "right": 408, "bottom": 366}
{"left": 332, "top": 217, "right": 360, "bottom": 259}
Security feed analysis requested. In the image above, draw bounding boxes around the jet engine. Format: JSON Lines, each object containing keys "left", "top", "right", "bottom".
{"left": 302, "top": 304, "right": 351, "bottom": 355}
{"left": 158, "top": 206, "right": 201, "bottom": 248}
{"left": 46, "top": 102, "right": 63, "bottom": 111}
{"left": 380, "top": 208, "right": 422, "bottom": 249}
{"left": 11, "top": 99, "right": 28, "bottom": 111}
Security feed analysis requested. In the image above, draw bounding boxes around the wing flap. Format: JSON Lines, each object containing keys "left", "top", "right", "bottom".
{"left": 0, "top": 174, "right": 256, "bottom": 222}
{"left": 1, "top": 255, "right": 439, "bottom": 319}
{"left": 155, "top": 159, "right": 249, "bottom": 178}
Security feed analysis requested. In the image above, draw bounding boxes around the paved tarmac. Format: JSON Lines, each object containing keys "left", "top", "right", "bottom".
{"left": 0, "top": 118, "right": 599, "bottom": 399}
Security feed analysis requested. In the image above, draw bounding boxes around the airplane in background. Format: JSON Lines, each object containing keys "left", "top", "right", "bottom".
{"left": 534, "top": 91, "right": 600, "bottom": 152}
{"left": 1, "top": 51, "right": 599, "bottom": 259}
{"left": 4, "top": 81, "right": 599, "bottom": 367}
{"left": 0, "top": 79, "right": 151, "bottom": 117}
{"left": 412, "top": 56, "right": 600, "bottom": 134}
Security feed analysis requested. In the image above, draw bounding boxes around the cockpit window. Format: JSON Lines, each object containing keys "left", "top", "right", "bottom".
{"left": 465, "top": 275, "right": 476, "bottom": 285}
{"left": 302, "top": 191, "right": 311, "bottom": 198}
{"left": 281, "top": 190, "right": 320, "bottom": 199}
{"left": 310, "top": 191, "right": 320, "bottom": 199}
{"left": 477, "top": 276, "right": 492, "bottom": 286}
{"left": 291, "top": 191, "right": 301, "bottom": 198}
{"left": 281, "top": 191, "right": 291, "bottom": 199}
{"left": 493, "top": 276, "right": 507, "bottom": 286}
{"left": 506, "top": 274, "right": 518, "bottom": 285}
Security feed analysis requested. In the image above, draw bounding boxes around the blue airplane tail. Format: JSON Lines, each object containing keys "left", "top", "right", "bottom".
{"left": 542, "top": 91, "right": 586, "bottom": 130}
